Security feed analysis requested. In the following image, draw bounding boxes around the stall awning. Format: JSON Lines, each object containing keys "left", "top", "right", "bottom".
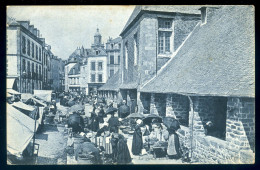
{"left": 7, "top": 89, "right": 21, "bottom": 95}
{"left": 12, "top": 102, "right": 36, "bottom": 112}
{"left": 25, "top": 97, "right": 47, "bottom": 107}
{"left": 7, "top": 78, "right": 15, "bottom": 89}
{"left": 34, "top": 90, "right": 52, "bottom": 102}
{"left": 7, "top": 103, "right": 39, "bottom": 157}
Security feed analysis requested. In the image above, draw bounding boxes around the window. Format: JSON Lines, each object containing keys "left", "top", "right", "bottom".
{"left": 118, "top": 55, "right": 120, "bottom": 64}
{"left": 73, "top": 68, "right": 75, "bottom": 74}
{"left": 96, "top": 50, "right": 99, "bottom": 55}
{"left": 125, "top": 42, "right": 128, "bottom": 69}
{"left": 110, "top": 69, "right": 114, "bottom": 77}
{"left": 22, "top": 59, "right": 26, "bottom": 71}
{"left": 134, "top": 33, "right": 138, "bottom": 66}
{"left": 110, "top": 55, "right": 114, "bottom": 64}
{"left": 36, "top": 46, "right": 38, "bottom": 60}
{"left": 32, "top": 42, "right": 34, "bottom": 58}
{"left": 43, "top": 53, "right": 45, "bottom": 65}
{"left": 98, "top": 62, "right": 103, "bottom": 70}
{"left": 27, "top": 40, "right": 30, "bottom": 56}
{"left": 91, "top": 62, "right": 96, "bottom": 71}
{"left": 203, "top": 97, "right": 227, "bottom": 140}
{"left": 27, "top": 61, "right": 30, "bottom": 73}
{"left": 111, "top": 44, "right": 114, "bottom": 49}
{"left": 22, "top": 36, "right": 26, "bottom": 54}
{"left": 158, "top": 32, "right": 172, "bottom": 54}
{"left": 36, "top": 65, "right": 38, "bottom": 78}
{"left": 158, "top": 19, "right": 172, "bottom": 29}
{"left": 39, "top": 48, "right": 41, "bottom": 61}
{"left": 91, "top": 74, "right": 95, "bottom": 82}
{"left": 39, "top": 65, "right": 41, "bottom": 77}
{"left": 98, "top": 74, "right": 102, "bottom": 82}
{"left": 32, "top": 63, "right": 35, "bottom": 73}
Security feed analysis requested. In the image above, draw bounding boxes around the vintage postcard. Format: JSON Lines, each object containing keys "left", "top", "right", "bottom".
{"left": 6, "top": 5, "right": 255, "bottom": 165}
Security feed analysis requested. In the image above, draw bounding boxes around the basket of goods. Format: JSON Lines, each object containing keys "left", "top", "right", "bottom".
{"left": 151, "top": 141, "right": 168, "bottom": 158}
{"left": 77, "top": 154, "right": 94, "bottom": 164}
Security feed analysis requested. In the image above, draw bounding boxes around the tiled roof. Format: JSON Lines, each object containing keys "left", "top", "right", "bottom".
{"left": 141, "top": 6, "right": 255, "bottom": 98}
{"left": 98, "top": 71, "right": 121, "bottom": 91}
{"left": 85, "top": 47, "right": 107, "bottom": 56}
{"left": 120, "top": 5, "right": 202, "bottom": 36}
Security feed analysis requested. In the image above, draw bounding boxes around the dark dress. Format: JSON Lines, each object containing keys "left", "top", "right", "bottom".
{"left": 117, "top": 136, "right": 132, "bottom": 164}
{"left": 111, "top": 133, "right": 119, "bottom": 162}
{"left": 108, "top": 117, "right": 120, "bottom": 133}
{"left": 167, "top": 131, "right": 182, "bottom": 159}
{"left": 97, "top": 108, "right": 105, "bottom": 123}
{"left": 131, "top": 124, "right": 143, "bottom": 155}
{"left": 90, "top": 114, "right": 99, "bottom": 132}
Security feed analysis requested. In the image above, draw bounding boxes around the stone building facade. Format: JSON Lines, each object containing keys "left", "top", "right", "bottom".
{"left": 99, "top": 6, "right": 201, "bottom": 112}
{"left": 139, "top": 6, "right": 255, "bottom": 163}
{"left": 106, "top": 37, "right": 122, "bottom": 79}
{"left": 64, "top": 28, "right": 108, "bottom": 95}
{"left": 50, "top": 55, "right": 60, "bottom": 92}
{"left": 7, "top": 18, "right": 44, "bottom": 93}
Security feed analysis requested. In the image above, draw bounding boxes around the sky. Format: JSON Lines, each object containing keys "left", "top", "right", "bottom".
{"left": 7, "top": 5, "right": 135, "bottom": 60}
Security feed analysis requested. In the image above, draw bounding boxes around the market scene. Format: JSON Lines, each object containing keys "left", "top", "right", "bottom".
{"left": 6, "top": 5, "right": 255, "bottom": 165}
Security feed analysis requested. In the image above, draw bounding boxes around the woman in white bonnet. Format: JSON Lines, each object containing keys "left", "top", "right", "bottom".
{"left": 131, "top": 119, "right": 143, "bottom": 155}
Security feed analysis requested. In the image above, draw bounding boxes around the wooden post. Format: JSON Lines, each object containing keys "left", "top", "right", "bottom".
{"left": 32, "top": 107, "right": 38, "bottom": 161}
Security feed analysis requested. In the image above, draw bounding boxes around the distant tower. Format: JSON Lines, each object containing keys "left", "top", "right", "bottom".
{"left": 94, "top": 28, "right": 102, "bottom": 45}
{"left": 92, "top": 28, "right": 104, "bottom": 49}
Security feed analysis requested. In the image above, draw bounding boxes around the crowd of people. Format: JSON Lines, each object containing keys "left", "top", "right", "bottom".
{"left": 61, "top": 91, "right": 186, "bottom": 164}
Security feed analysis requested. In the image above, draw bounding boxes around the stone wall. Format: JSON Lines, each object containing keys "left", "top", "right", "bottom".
{"left": 226, "top": 97, "right": 255, "bottom": 152}
{"left": 178, "top": 96, "right": 255, "bottom": 164}
{"left": 150, "top": 93, "right": 166, "bottom": 116}
{"left": 166, "top": 94, "right": 189, "bottom": 126}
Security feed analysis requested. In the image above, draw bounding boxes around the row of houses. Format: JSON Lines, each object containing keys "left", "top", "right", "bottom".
{"left": 98, "top": 5, "right": 255, "bottom": 163}
{"left": 64, "top": 28, "right": 122, "bottom": 95}
{"left": 7, "top": 17, "right": 65, "bottom": 93}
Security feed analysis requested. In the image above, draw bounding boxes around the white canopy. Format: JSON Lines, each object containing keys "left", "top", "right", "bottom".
{"left": 34, "top": 90, "right": 52, "bottom": 102}
{"left": 7, "top": 89, "right": 21, "bottom": 95}
{"left": 12, "top": 102, "right": 36, "bottom": 112}
{"left": 7, "top": 104, "right": 39, "bottom": 157}
{"left": 7, "top": 78, "right": 15, "bottom": 89}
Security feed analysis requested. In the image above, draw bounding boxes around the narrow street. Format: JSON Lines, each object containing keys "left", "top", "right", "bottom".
{"left": 34, "top": 103, "right": 68, "bottom": 164}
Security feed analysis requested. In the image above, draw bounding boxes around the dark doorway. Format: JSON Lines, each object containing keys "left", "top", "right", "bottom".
{"left": 155, "top": 93, "right": 166, "bottom": 117}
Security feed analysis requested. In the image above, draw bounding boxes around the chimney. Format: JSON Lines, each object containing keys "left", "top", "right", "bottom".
{"left": 199, "top": 6, "right": 219, "bottom": 25}
{"left": 33, "top": 28, "right": 37, "bottom": 36}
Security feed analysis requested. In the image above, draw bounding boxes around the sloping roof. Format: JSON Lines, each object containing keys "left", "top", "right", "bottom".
{"left": 119, "top": 82, "right": 139, "bottom": 90}
{"left": 69, "top": 48, "right": 83, "bottom": 60}
{"left": 68, "top": 63, "right": 80, "bottom": 75}
{"left": 120, "top": 5, "right": 201, "bottom": 36}
{"left": 87, "top": 47, "right": 107, "bottom": 56}
{"left": 141, "top": 6, "right": 255, "bottom": 98}
{"left": 98, "top": 71, "right": 120, "bottom": 91}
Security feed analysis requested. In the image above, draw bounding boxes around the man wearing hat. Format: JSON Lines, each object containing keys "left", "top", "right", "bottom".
{"left": 118, "top": 100, "right": 130, "bottom": 118}
{"left": 108, "top": 112, "right": 120, "bottom": 133}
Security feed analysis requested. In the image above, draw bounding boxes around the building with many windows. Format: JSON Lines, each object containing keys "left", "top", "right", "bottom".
{"left": 7, "top": 18, "right": 44, "bottom": 93}
{"left": 7, "top": 17, "right": 63, "bottom": 93}
{"left": 64, "top": 28, "right": 108, "bottom": 95}
{"left": 106, "top": 37, "right": 122, "bottom": 78}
